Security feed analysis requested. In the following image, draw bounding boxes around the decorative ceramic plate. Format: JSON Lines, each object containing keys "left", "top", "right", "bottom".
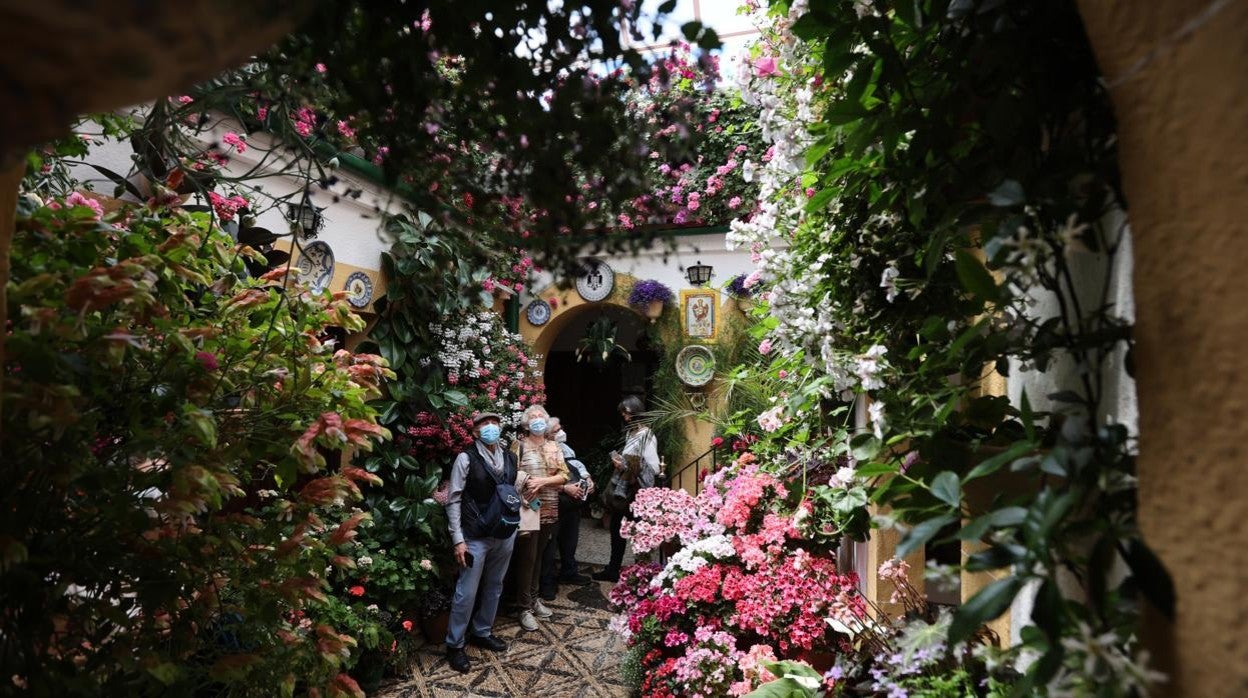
{"left": 344, "top": 271, "right": 374, "bottom": 309}
{"left": 575, "top": 258, "right": 615, "bottom": 302}
{"left": 296, "top": 241, "right": 335, "bottom": 293}
{"left": 525, "top": 299, "right": 552, "bottom": 326}
{"left": 676, "top": 344, "right": 716, "bottom": 387}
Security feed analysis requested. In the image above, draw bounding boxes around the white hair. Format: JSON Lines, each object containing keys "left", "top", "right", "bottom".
{"left": 522, "top": 404, "right": 548, "bottom": 421}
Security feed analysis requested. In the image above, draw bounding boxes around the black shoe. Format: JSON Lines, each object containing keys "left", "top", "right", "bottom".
{"left": 447, "top": 646, "right": 471, "bottom": 673}
{"left": 539, "top": 587, "right": 557, "bottom": 601}
{"left": 468, "top": 634, "right": 508, "bottom": 652}
{"left": 591, "top": 569, "right": 619, "bottom": 583}
{"left": 559, "top": 573, "right": 592, "bottom": 585}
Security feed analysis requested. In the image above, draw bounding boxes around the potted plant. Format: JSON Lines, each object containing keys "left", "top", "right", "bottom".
{"left": 627, "top": 279, "right": 675, "bottom": 322}
{"left": 417, "top": 585, "right": 453, "bottom": 644}
{"left": 726, "top": 273, "right": 756, "bottom": 312}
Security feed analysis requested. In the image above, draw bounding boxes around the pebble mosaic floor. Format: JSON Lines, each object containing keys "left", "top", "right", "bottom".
{"left": 377, "top": 524, "right": 634, "bottom": 698}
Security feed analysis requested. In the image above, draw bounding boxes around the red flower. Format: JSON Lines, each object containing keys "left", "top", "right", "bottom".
{"left": 711, "top": 436, "right": 724, "bottom": 448}
{"left": 348, "top": 585, "right": 365, "bottom": 597}
{"left": 402, "top": 619, "right": 414, "bottom": 632}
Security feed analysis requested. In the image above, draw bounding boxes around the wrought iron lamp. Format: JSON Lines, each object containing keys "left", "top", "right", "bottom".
{"left": 288, "top": 191, "right": 323, "bottom": 239}
{"left": 685, "top": 260, "right": 713, "bottom": 286}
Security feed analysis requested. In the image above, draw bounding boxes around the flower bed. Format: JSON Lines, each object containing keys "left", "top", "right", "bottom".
{"left": 611, "top": 454, "right": 864, "bottom": 696}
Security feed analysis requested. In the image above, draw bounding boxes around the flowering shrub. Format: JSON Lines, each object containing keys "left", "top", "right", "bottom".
{"left": 610, "top": 454, "right": 862, "bottom": 696}
{"left": 628, "top": 279, "right": 676, "bottom": 308}
{"left": 1, "top": 193, "right": 390, "bottom": 694}
{"left": 717, "top": 1, "right": 1164, "bottom": 693}
{"left": 620, "top": 487, "right": 698, "bottom": 553}
{"left": 428, "top": 309, "right": 545, "bottom": 427}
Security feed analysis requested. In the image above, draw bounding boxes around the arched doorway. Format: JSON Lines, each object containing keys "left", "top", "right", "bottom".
{"left": 540, "top": 303, "right": 659, "bottom": 478}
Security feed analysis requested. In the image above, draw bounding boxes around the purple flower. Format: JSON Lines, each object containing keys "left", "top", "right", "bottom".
{"left": 628, "top": 279, "right": 675, "bottom": 307}
{"left": 726, "top": 273, "right": 755, "bottom": 299}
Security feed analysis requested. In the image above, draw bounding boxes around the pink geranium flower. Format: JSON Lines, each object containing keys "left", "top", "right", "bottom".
{"left": 752, "top": 56, "right": 778, "bottom": 77}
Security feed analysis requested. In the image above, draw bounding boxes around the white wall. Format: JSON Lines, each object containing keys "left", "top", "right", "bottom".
{"left": 70, "top": 114, "right": 401, "bottom": 272}
{"left": 523, "top": 231, "right": 774, "bottom": 303}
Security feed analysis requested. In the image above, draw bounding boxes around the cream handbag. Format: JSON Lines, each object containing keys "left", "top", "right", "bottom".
{"left": 514, "top": 471, "right": 541, "bottom": 532}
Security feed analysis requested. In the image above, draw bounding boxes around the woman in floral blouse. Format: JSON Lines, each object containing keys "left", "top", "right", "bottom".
{"left": 509, "top": 404, "right": 568, "bottom": 631}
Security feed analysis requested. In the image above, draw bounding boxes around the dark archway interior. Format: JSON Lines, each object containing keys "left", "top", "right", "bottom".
{"left": 543, "top": 304, "right": 659, "bottom": 485}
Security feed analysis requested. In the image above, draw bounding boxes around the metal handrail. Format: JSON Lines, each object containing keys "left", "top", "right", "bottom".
{"left": 668, "top": 444, "right": 721, "bottom": 496}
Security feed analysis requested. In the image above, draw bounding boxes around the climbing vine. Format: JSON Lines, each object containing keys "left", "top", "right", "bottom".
{"left": 727, "top": 0, "right": 1167, "bottom": 693}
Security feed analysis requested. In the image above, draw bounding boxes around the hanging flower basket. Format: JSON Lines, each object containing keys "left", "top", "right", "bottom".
{"left": 628, "top": 279, "right": 674, "bottom": 323}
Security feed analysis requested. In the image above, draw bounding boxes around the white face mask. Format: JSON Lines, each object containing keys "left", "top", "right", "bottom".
{"left": 554, "top": 431, "right": 567, "bottom": 443}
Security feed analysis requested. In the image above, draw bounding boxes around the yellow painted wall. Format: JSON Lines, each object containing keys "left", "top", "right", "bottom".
{"left": 519, "top": 277, "right": 748, "bottom": 480}
{"left": 1075, "top": 2, "right": 1248, "bottom": 693}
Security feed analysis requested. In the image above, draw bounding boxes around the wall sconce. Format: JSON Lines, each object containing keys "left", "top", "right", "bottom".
{"left": 288, "top": 191, "right": 323, "bottom": 239}
{"left": 685, "top": 260, "right": 714, "bottom": 286}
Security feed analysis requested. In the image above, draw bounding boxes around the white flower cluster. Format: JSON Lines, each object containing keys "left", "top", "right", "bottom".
{"left": 650, "top": 533, "right": 736, "bottom": 589}
{"left": 727, "top": 10, "right": 891, "bottom": 411}
{"left": 430, "top": 310, "right": 539, "bottom": 425}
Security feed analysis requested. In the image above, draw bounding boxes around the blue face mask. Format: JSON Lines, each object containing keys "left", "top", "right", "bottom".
{"left": 479, "top": 424, "right": 502, "bottom": 445}
{"left": 528, "top": 418, "right": 548, "bottom": 435}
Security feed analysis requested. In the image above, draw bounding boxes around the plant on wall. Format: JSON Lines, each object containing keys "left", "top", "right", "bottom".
{"left": 627, "top": 279, "right": 676, "bottom": 309}
{"left": 576, "top": 315, "right": 633, "bottom": 369}
{"left": 716, "top": 0, "right": 1166, "bottom": 694}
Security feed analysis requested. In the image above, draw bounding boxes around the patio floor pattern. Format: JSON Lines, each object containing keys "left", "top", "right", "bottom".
{"left": 377, "top": 525, "right": 632, "bottom": 698}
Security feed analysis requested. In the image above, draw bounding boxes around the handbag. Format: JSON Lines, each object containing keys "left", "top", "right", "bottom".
{"left": 514, "top": 471, "right": 542, "bottom": 532}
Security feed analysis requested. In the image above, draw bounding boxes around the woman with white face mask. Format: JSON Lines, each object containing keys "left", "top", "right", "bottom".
{"left": 507, "top": 404, "right": 568, "bottom": 630}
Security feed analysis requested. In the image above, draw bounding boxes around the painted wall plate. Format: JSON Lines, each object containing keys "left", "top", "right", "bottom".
{"left": 575, "top": 258, "right": 615, "bottom": 302}
{"left": 344, "top": 271, "right": 374, "bottom": 309}
{"left": 675, "top": 344, "right": 716, "bottom": 387}
{"left": 525, "top": 299, "right": 552, "bottom": 326}
{"left": 296, "top": 241, "right": 335, "bottom": 294}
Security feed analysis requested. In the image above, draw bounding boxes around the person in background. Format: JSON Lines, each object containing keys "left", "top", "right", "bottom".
{"left": 593, "top": 396, "right": 659, "bottom": 583}
{"left": 540, "top": 417, "right": 593, "bottom": 597}
{"left": 509, "top": 404, "right": 568, "bottom": 631}
{"left": 444, "top": 412, "right": 517, "bottom": 674}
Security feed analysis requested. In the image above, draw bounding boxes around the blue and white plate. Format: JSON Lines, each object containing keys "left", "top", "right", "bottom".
{"left": 344, "top": 271, "right": 374, "bottom": 308}
{"left": 526, "top": 299, "right": 552, "bottom": 326}
{"left": 296, "top": 241, "right": 335, "bottom": 294}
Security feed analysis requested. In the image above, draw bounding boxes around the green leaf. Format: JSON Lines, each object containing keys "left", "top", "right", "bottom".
{"left": 849, "top": 432, "right": 881, "bottom": 461}
{"left": 854, "top": 461, "right": 896, "bottom": 477}
{"left": 823, "top": 99, "right": 869, "bottom": 125}
{"left": 897, "top": 513, "right": 957, "bottom": 558}
{"left": 894, "top": 0, "right": 921, "bottom": 28}
{"left": 1020, "top": 391, "right": 1036, "bottom": 441}
{"left": 965, "top": 544, "right": 1025, "bottom": 572}
{"left": 790, "top": 11, "right": 834, "bottom": 41}
{"left": 930, "top": 471, "right": 961, "bottom": 508}
{"left": 954, "top": 250, "right": 999, "bottom": 302}
{"left": 950, "top": 576, "right": 1025, "bottom": 645}
{"left": 275, "top": 459, "right": 296, "bottom": 489}
{"left": 964, "top": 441, "right": 1036, "bottom": 481}
{"left": 147, "top": 662, "right": 181, "bottom": 685}
{"left": 183, "top": 408, "right": 217, "bottom": 448}
{"left": 804, "top": 188, "right": 837, "bottom": 212}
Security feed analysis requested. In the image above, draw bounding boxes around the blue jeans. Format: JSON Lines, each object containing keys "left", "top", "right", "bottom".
{"left": 445, "top": 533, "right": 516, "bottom": 649}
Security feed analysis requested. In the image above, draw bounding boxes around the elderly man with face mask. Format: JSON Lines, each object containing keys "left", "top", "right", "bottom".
{"left": 444, "top": 412, "right": 518, "bottom": 674}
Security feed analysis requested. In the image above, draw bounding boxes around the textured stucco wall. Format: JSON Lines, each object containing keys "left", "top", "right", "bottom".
{"left": 1075, "top": 2, "right": 1248, "bottom": 693}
